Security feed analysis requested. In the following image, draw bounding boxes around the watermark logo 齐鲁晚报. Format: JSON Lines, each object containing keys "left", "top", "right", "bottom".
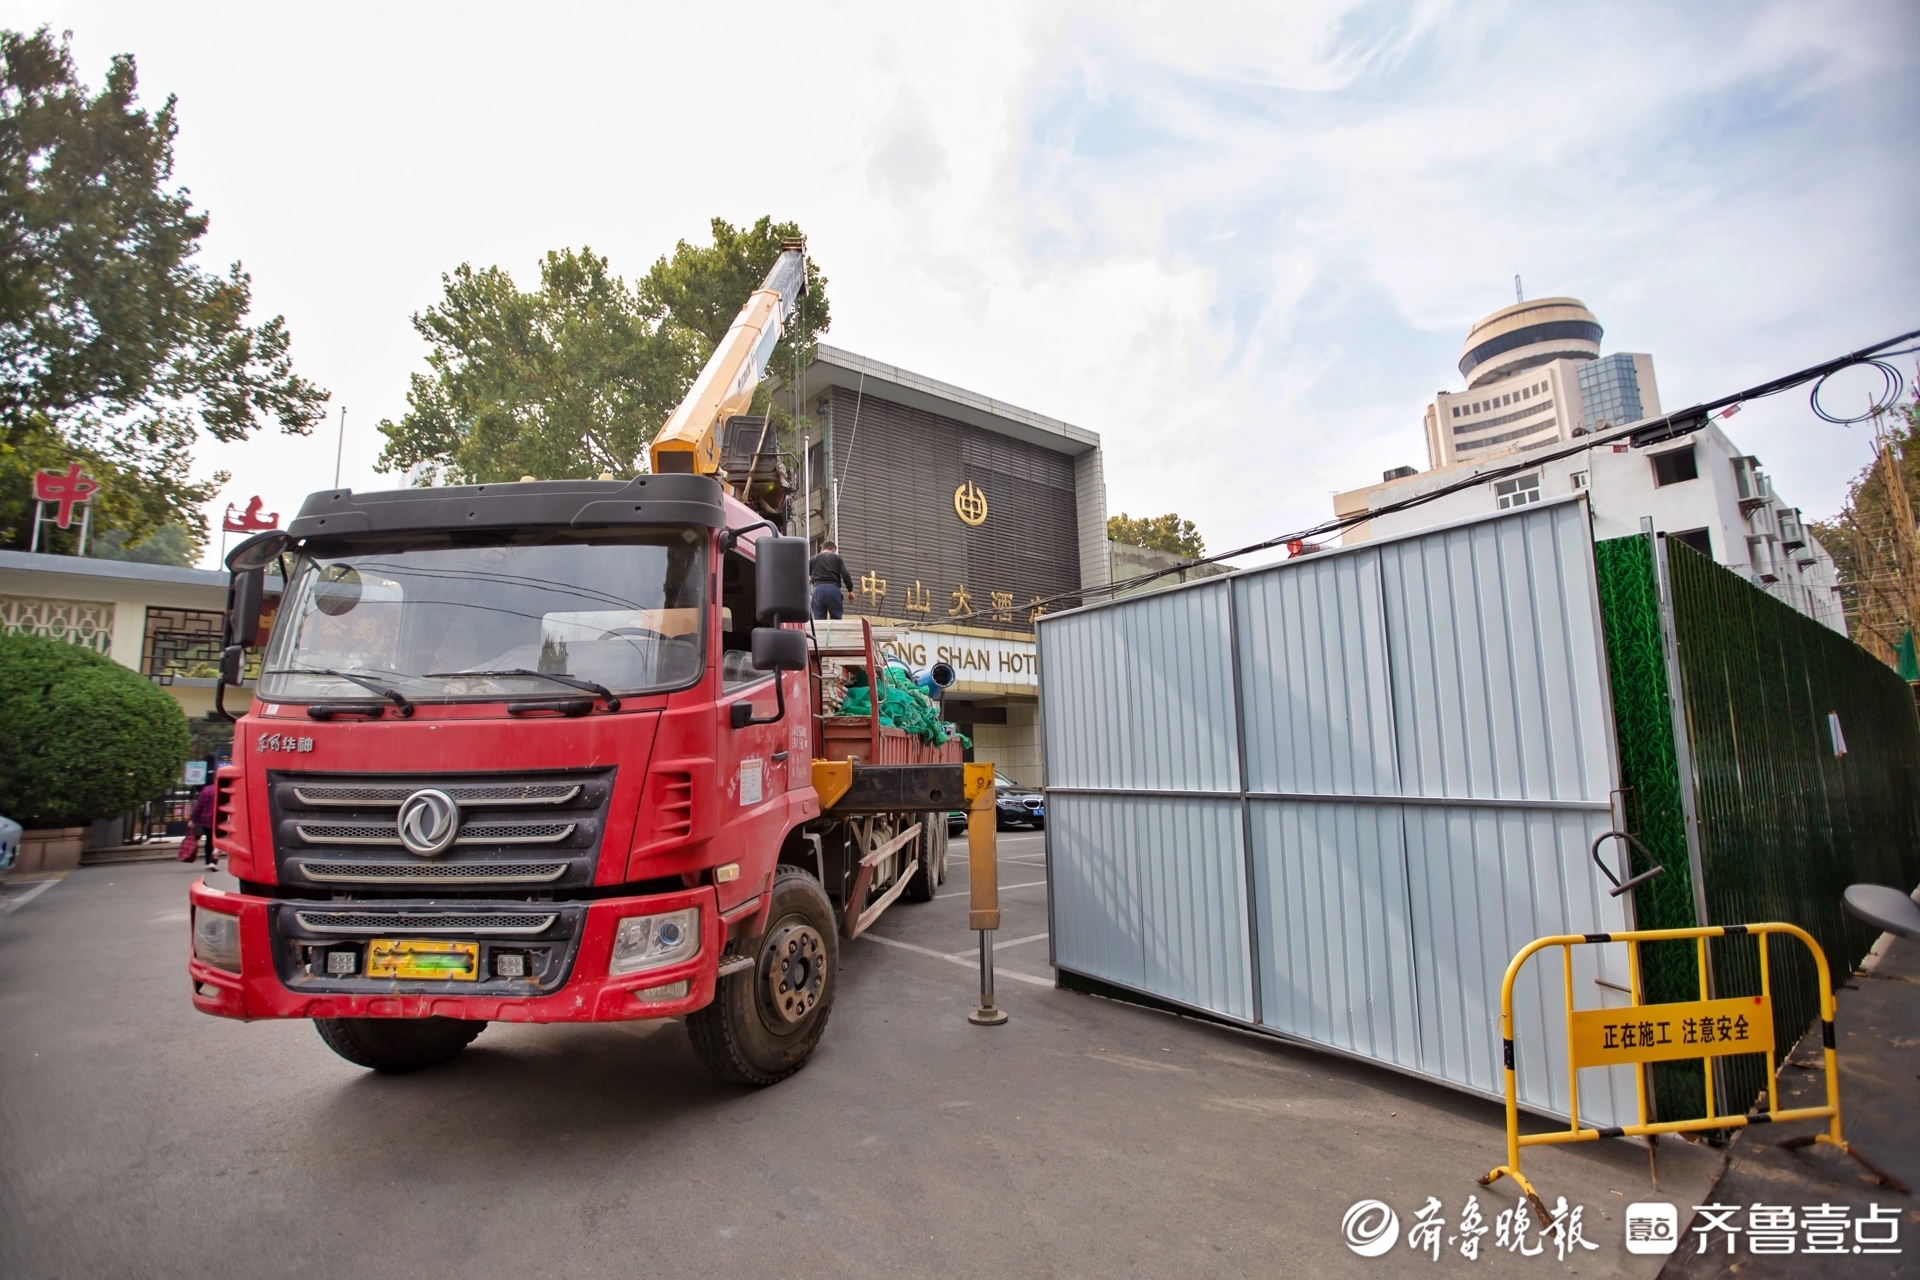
{"left": 1343, "top": 1200, "right": 1400, "bottom": 1257}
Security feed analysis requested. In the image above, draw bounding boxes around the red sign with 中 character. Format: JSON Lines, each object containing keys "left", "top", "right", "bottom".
{"left": 33, "top": 464, "right": 100, "bottom": 529}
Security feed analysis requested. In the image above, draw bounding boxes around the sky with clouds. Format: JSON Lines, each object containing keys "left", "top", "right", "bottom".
{"left": 12, "top": 1, "right": 1918, "bottom": 568}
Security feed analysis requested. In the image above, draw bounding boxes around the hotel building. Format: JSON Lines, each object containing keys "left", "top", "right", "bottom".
{"left": 1423, "top": 297, "right": 1661, "bottom": 468}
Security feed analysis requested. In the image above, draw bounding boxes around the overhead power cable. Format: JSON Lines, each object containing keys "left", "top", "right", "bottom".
{"left": 941, "top": 324, "right": 1920, "bottom": 626}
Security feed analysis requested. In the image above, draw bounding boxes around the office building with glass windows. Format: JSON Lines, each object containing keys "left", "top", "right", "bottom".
{"left": 1420, "top": 297, "right": 1661, "bottom": 468}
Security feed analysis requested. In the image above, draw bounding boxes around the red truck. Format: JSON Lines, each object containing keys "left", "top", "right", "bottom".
{"left": 188, "top": 243, "right": 995, "bottom": 1083}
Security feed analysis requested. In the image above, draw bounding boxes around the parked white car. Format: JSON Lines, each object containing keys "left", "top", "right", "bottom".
{"left": 0, "top": 815, "right": 20, "bottom": 873}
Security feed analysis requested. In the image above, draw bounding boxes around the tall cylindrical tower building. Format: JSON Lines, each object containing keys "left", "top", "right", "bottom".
{"left": 1420, "top": 297, "right": 1658, "bottom": 469}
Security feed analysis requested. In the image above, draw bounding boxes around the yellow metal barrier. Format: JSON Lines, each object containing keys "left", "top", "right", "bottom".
{"left": 1480, "top": 923, "right": 1905, "bottom": 1217}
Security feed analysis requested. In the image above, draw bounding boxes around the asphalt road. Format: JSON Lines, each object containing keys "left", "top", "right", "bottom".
{"left": 1, "top": 833, "right": 1727, "bottom": 1279}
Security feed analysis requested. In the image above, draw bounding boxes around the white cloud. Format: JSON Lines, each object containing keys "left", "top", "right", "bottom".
{"left": 12, "top": 0, "right": 1915, "bottom": 566}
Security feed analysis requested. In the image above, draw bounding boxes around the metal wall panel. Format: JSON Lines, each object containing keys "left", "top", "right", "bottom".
{"left": 1039, "top": 580, "right": 1238, "bottom": 793}
{"left": 1042, "top": 500, "right": 1639, "bottom": 1123}
{"left": 1376, "top": 505, "right": 1612, "bottom": 803}
{"left": 1399, "top": 804, "right": 1637, "bottom": 1123}
{"left": 1050, "top": 793, "right": 1251, "bottom": 1020}
{"left": 1235, "top": 550, "right": 1398, "bottom": 796}
{"left": 1248, "top": 799, "right": 1418, "bottom": 1066}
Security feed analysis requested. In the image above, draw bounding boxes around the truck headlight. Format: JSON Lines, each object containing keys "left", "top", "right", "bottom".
{"left": 610, "top": 908, "right": 699, "bottom": 975}
{"left": 192, "top": 907, "right": 241, "bottom": 972}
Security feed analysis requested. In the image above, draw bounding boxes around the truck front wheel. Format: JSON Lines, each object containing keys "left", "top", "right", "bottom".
{"left": 688, "top": 865, "right": 838, "bottom": 1086}
{"left": 314, "top": 1016, "right": 485, "bottom": 1074}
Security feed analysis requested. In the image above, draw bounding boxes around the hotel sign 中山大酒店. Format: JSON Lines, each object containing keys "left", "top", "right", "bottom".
{"left": 780, "top": 344, "right": 1108, "bottom": 785}
{"left": 785, "top": 346, "right": 1111, "bottom": 639}
{"left": 874, "top": 625, "right": 1038, "bottom": 694}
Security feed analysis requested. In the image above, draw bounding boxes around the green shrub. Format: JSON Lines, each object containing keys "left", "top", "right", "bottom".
{"left": 0, "top": 631, "right": 190, "bottom": 828}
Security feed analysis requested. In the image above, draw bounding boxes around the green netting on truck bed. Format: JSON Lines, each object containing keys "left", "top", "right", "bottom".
{"left": 838, "top": 664, "right": 970, "bottom": 748}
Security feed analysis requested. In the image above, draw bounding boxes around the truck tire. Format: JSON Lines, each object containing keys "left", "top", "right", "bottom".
{"left": 687, "top": 865, "right": 838, "bottom": 1086}
{"left": 314, "top": 1016, "right": 485, "bottom": 1074}
{"left": 904, "top": 820, "right": 945, "bottom": 902}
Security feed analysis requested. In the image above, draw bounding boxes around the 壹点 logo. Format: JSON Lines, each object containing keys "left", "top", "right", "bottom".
{"left": 396, "top": 789, "right": 459, "bottom": 856}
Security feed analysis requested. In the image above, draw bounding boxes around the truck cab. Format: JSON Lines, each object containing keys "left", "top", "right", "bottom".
{"left": 188, "top": 474, "right": 983, "bottom": 1084}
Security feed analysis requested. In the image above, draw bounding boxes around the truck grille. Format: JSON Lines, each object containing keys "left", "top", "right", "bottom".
{"left": 293, "top": 820, "right": 576, "bottom": 846}
{"left": 268, "top": 898, "right": 589, "bottom": 995}
{"left": 292, "top": 909, "right": 558, "bottom": 935}
{"left": 291, "top": 782, "right": 582, "bottom": 807}
{"left": 296, "top": 860, "right": 568, "bottom": 885}
{"left": 268, "top": 768, "right": 613, "bottom": 893}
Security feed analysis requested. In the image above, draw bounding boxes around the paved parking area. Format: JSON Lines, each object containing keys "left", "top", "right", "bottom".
{"left": 1, "top": 833, "right": 1730, "bottom": 1278}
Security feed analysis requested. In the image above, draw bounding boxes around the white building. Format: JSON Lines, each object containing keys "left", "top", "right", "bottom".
{"left": 1334, "top": 422, "right": 1846, "bottom": 631}
{"left": 1425, "top": 297, "right": 1662, "bottom": 468}
{"left": 0, "top": 549, "right": 266, "bottom": 719}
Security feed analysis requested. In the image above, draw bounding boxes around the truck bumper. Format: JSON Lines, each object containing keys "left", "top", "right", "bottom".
{"left": 187, "top": 878, "right": 722, "bottom": 1023}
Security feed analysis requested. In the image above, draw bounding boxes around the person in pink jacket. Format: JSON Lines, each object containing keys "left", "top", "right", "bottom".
{"left": 187, "top": 762, "right": 219, "bottom": 869}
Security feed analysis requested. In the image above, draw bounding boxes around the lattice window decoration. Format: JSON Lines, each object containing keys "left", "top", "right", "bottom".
{"left": 143, "top": 608, "right": 233, "bottom": 682}
{"left": 0, "top": 595, "right": 116, "bottom": 654}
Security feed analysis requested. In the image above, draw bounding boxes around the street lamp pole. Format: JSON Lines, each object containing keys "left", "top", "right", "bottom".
{"left": 333, "top": 406, "right": 348, "bottom": 489}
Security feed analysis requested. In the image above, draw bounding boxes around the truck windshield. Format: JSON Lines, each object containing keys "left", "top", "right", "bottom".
{"left": 258, "top": 527, "right": 708, "bottom": 703}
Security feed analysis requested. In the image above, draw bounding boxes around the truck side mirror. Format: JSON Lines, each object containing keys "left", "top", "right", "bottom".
{"left": 730, "top": 628, "right": 808, "bottom": 730}
{"left": 219, "top": 645, "right": 244, "bottom": 686}
{"left": 227, "top": 567, "right": 264, "bottom": 650}
{"left": 226, "top": 530, "right": 292, "bottom": 572}
{"left": 755, "top": 537, "right": 810, "bottom": 624}
{"left": 751, "top": 627, "right": 807, "bottom": 672}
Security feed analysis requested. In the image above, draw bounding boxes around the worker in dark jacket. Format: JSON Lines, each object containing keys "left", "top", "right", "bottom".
{"left": 809, "top": 541, "right": 854, "bottom": 619}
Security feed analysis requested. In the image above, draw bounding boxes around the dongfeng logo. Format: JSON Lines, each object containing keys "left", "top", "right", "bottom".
{"left": 396, "top": 789, "right": 459, "bottom": 856}
{"left": 1343, "top": 1200, "right": 1400, "bottom": 1257}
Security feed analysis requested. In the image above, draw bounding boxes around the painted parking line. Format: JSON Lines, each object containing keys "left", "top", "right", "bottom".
{"left": 948, "top": 931, "right": 1047, "bottom": 958}
{"left": 0, "top": 874, "right": 66, "bottom": 916}
{"left": 860, "top": 932, "right": 1054, "bottom": 987}
{"left": 937, "top": 879, "right": 1047, "bottom": 899}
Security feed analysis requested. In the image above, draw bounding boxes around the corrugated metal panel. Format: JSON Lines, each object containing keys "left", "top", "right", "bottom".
{"left": 1041, "top": 500, "right": 1634, "bottom": 1123}
{"left": 1050, "top": 793, "right": 1251, "bottom": 1020}
{"left": 1247, "top": 800, "right": 1417, "bottom": 1066}
{"left": 1235, "top": 550, "right": 1398, "bottom": 795}
{"left": 1375, "top": 501, "right": 1612, "bottom": 802}
{"left": 1399, "top": 804, "right": 1636, "bottom": 1123}
{"left": 1039, "top": 580, "right": 1238, "bottom": 793}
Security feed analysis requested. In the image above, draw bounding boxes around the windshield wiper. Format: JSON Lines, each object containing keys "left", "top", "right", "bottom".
{"left": 427, "top": 668, "right": 621, "bottom": 711}
{"left": 266, "top": 667, "right": 414, "bottom": 717}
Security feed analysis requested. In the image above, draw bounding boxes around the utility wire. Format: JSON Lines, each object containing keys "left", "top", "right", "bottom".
{"left": 946, "top": 324, "right": 1920, "bottom": 626}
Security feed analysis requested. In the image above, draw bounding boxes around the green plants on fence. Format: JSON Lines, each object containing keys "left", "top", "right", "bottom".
{"left": 1593, "top": 530, "right": 1920, "bottom": 1123}
{"left": 1593, "top": 532, "right": 1706, "bottom": 1119}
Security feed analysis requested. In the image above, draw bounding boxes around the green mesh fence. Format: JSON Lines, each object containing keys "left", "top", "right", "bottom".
{"left": 1592, "top": 534, "right": 1707, "bottom": 1117}
{"left": 1666, "top": 537, "right": 1920, "bottom": 1116}
{"left": 1593, "top": 532, "right": 1920, "bottom": 1122}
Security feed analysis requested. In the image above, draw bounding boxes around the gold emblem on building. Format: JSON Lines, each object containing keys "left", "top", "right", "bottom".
{"left": 953, "top": 480, "right": 988, "bottom": 527}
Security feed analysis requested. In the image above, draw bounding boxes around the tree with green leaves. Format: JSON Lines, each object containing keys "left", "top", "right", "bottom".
{"left": 1810, "top": 386, "right": 1920, "bottom": 667}
{"left": 0, "top": 630, "right": 189, "bottom": 826}
{"left": 376, "top": 217, "right": 830, "bottom": 484}
{"left": 1108, "top": 511, "right": 1206, "bottom": 559}
{"left": 0, "top": 28, "right": 329, "bottom": 557}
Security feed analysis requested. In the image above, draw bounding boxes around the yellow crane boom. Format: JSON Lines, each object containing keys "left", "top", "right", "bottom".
{"left": 648, "top": 239, "right": 808, "bottom": 476}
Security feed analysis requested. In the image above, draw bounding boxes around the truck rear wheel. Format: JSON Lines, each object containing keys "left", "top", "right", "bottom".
{"left": 687, "top": 865, "right": 838, "bottom": 1086}
{"left": 904, "top": 820, "right": 946, "bottom": 902}
{"left": 314, "top": 1016, "right": 485, "bottom": 1074}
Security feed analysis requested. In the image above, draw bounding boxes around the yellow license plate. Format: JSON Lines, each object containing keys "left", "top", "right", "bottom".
{"left": 366, "top": 938, "right": 480, "bottom": 981}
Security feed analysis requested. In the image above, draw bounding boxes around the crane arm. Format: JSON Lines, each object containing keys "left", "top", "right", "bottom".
{"left": 648, "top": 240, "right": 808, "bottom": 476}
